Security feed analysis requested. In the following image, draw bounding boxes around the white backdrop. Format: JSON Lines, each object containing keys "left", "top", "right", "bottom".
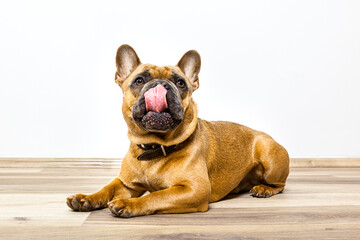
{"left": 0, "top": 0, "right": 359, "bottom": 158}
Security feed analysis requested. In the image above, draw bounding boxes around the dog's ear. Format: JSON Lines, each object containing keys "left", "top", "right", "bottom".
{"left": 115, "top": 44, "right": 141, "bottom": 85}
{"left": 177, "top": 50, "right": 201, "bottom": 90}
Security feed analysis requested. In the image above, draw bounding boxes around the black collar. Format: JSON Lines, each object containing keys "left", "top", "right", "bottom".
{"left": 136, "top": 132, "right": 195, "bottom": 161}
{"left": 136, "top": 143, "right": 180, "bottom": 161}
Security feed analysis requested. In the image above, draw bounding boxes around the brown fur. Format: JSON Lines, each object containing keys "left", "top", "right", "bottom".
{"left": 148, "top": 65, "right": 173, "bottom": 79}
{"left": 67, "top": 45, "right": 289, "bottom": 217}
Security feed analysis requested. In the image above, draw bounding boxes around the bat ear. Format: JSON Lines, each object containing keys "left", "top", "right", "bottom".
{"left": 115, "top": 44, "right": 141, "bottom": 85}
{"left": 177, "top": 50, "right": 201, "bottom": 90}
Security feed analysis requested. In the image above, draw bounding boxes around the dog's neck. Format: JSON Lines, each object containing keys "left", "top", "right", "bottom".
{"left": 135, "top": 124, "right": 196, "bottom": 161}
{"left": 127, "top": 101, "right": 198, "bottom": 147}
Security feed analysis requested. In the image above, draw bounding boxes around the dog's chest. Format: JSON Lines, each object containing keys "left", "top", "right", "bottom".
{"left": 138, "top": 160, "right": 176, "bottom": 192}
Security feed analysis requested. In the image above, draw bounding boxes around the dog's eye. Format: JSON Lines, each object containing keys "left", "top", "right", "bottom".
{"left": 176, "top": 80, "right": 185, "bottom": 88}
{"left": 135, "top": 77, "right": 144, "bottom": 86}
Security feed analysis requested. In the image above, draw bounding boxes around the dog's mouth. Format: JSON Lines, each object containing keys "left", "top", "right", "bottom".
{"left": 132, "top": 83, "right": 184, "bottom": 132}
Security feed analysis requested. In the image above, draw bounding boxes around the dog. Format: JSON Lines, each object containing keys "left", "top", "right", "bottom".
{"left": 66, "top": 44, "right": 290, "bottom": 217}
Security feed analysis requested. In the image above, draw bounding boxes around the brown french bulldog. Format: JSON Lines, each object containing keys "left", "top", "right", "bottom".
{"left": 66, "top": 44, "right": 290, "bottom": 217}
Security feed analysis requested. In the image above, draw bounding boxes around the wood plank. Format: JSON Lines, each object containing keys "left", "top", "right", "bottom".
{"left": 1, "top": 158, "right": 360, "bottom": 168}
{"left": 84, "top": 205, "right": 360, "bottom": 226}
{"left": 1, "top": 224, "right": 359, "bottom": 240}
{"left": 290, "top": 158, "right": 360, "bottom": 167}
{"left": 0, "top": 158, "right": 122, "bottom": 168}
{"left": 0, "top": 193, "right": 90, "bottom": 227}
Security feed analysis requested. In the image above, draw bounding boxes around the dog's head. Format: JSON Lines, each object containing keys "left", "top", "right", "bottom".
{"left": 115, "top": 45, "right": 201, "bottom": 145}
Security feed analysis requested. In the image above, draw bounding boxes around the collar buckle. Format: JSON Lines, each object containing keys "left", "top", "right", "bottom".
{"left": 160, "top": 145, "right": 167, "bottom": 156}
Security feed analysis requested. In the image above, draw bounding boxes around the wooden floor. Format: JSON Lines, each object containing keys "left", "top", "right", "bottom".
{"left": 1, "top": 158, "right": 360, "bottom": 239}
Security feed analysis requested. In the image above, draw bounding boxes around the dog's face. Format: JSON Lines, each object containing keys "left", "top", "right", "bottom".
{"left": 115, "top": 45, "right": 201, "bottom": 139}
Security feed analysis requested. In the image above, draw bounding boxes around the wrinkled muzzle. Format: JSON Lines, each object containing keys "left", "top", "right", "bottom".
{"left": 132, "top": 81, "right": 184, "bottom": 132}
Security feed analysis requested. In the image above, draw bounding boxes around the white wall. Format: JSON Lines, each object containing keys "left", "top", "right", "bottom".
{"left": 0, "top": 0, "right": 359, "bottom": 158}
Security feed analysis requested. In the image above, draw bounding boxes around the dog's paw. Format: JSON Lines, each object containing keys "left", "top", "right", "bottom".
{"left": 66, "top": 194, "right": 102, "bottom": 211}
{"left": 250, "top": 184, "right": 282, "bottom": 198}
{"left": 107, "top": 199, "right": 143, "bottom": 218}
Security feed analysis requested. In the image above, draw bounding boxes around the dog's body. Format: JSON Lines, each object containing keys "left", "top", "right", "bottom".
{"left": 67, "top": 45, "right": 289, "bottom": 217}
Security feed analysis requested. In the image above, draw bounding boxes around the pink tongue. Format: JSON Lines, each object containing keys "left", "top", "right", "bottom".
{"left": 144, "top": 84, "right": 168, "bottom": 113}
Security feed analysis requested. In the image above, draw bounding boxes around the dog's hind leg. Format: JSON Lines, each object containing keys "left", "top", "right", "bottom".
{"left": 249, "top": 136, "right": 290, "bottom": 198}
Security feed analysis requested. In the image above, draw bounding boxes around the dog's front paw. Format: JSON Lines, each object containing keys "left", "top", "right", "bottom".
{"left": 66, "top": 194, "right": 102, "bottom": 212}
{"left": 108, "top": 199, "right": 145, "bottom": 218}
